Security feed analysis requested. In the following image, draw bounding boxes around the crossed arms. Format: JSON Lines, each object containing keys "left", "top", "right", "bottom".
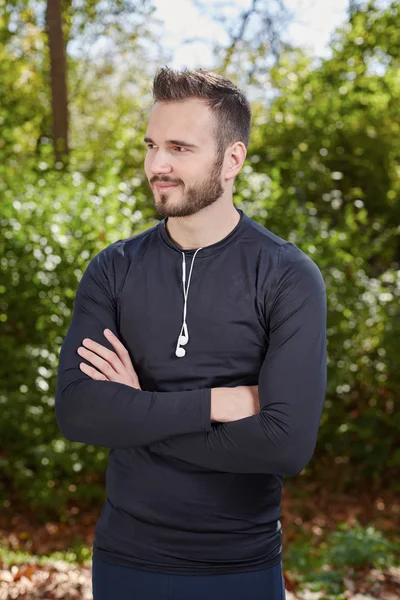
{"left": 55, "top": 242, "right": 327, "bottom": 476}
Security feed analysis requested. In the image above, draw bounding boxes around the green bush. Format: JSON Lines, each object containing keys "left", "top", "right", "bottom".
{"left": 0, "top": 1, "right": 399, "bottom": 513}
{"left": 284, "top": 521, "right": 399, "bottom": 598}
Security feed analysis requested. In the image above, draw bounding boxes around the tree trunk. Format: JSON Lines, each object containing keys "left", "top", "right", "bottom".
{"left": 45, "top": 0, "right": 69, "bottom": 163}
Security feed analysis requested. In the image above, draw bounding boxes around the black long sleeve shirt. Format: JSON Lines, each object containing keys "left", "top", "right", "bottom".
{"left": 55, "top": 208, "right": 327, "bottom": 575}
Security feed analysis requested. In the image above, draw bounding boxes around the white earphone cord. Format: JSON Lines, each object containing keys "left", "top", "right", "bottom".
{"left": 176, "top": 248, "right": 203, "bottom": 357}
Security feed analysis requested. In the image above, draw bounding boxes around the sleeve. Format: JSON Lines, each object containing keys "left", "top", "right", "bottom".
{"left": 55, "top": 243, "right": 212, "bottom": 448}
{"left": 147, "top": 243, "right": 327, "bottom": 476}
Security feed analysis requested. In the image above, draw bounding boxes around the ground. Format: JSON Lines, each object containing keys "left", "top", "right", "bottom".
{"left": 0, "top": 483, "right": 398, "bottom": 599}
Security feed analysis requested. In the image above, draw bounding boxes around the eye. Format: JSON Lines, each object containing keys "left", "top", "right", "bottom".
{"left": 145, "top": 143, "right": 187, "bottom": 153}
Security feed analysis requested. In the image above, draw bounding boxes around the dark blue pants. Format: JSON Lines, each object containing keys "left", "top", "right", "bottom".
{"left": 92, "top": 555, "right": 286, "bottom": 600}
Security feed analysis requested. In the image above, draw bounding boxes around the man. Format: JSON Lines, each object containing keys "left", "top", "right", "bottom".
{"left": 55, "top": 67, "right": 327, "bottom": 600}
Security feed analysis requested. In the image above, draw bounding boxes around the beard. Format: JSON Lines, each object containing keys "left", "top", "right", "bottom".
{"left": 149, "top": 153, "right": 225, "bottom": 218}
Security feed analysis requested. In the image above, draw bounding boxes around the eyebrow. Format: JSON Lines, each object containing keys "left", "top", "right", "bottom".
{"left": 143, "top": 136, "right": 199, "bottom": 149}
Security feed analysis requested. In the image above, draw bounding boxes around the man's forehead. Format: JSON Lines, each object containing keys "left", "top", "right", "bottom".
{"left": 146, "top": 100, "right": 215, "bottom": 143}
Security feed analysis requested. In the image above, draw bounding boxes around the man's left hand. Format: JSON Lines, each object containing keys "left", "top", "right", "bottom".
{"left": 77, "top": 329, "right": 142, "bottom": 389}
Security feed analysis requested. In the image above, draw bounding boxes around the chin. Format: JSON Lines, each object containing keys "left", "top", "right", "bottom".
{"left": 156, "top": 198, "right": 199, "bottom": 219}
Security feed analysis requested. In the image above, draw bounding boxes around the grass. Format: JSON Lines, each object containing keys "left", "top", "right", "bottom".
{"left": 0, "top": 540, "right": 93, "bottom": 567}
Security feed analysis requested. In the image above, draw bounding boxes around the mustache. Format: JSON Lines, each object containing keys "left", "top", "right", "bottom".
{"left": 150, "top": 177, "right": 182, "bottom": 185}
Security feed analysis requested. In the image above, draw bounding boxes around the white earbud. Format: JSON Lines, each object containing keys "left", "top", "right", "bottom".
{"left": 178, "top": 322, "right": 189, "bottom": 345}
{"left": 176, "top": 322, "right": 188, "bottom": 357}
{"left": 175, "top": 346, "right": 186, "bottom": 358}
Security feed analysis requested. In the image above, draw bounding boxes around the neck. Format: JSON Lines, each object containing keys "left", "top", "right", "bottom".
{"left": 165, "top": 202, "right": 241, "bottom": 250}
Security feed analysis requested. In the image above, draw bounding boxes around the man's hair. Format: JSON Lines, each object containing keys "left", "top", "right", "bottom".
{"left": 151, "top": 66, "right": 252, "bottom": 160}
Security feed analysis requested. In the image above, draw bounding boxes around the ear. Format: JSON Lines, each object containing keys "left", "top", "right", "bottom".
{"left": 225, "top": 141, "right": 247, "bottom": 182}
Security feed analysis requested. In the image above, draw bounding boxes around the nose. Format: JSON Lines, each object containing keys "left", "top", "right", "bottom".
{"left": 148, "top": 149, "right": 173, "bottom": 175}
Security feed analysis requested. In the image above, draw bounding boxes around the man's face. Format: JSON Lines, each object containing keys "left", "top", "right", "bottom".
{"left": 144, "top": 99, "right": 226, "bottom": 218}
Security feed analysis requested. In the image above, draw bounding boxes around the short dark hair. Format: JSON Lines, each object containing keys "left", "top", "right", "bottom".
{"left": 151, "top": 66, "right": 252, "bottom": 159}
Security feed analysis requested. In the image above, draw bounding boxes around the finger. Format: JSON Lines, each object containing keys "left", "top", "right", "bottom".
{"left": 81, "top": 338, "right": 123, "bottom": 372}
{"left": 78, "top": 347, "right": 118, "bottom": 379}
{"left": 103, "top": 329, "right": 136, "bottom": 371}
{"left": 82, "top": 337, "right": 119, "bottom": 364}
{"left": 79, "top": 362, "right": 108, "bottom": 381}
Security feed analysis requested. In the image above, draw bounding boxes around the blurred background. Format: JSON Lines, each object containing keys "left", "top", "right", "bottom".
{"left": 0, "top": 0, "right": 399, "bottom": 598}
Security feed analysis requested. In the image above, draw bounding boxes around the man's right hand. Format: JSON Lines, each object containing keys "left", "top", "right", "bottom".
{"left": 210, "top": 385, "right": 260, "bottom": 423}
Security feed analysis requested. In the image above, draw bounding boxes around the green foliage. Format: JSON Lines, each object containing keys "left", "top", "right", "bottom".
{"left": 0, "top": 542, "right": 92, "bottom": 566}
{"left": 325, "top": 522, "right": 398, "bottom": 568}
{"left": 0, "top": 166, "right": 158, "bottom": 512}
{"left": 0, "top": 0, "right": 399, "bottom": 514}
{"left": 284, "top": 521, "right": 399, "bottom": 598}
{"left": 1, "top": 1, "right": 163, "bottom": 514}
{"left": 235, "top": 0, "right": 400, "bottom": 489}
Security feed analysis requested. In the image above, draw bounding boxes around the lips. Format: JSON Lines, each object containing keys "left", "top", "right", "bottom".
{"left": 154, "top": 183, "right": 180, "bottom": 190}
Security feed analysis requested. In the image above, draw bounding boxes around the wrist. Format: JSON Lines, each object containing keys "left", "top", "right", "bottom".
{"left": 211, "top": 388, "right": 236, "bottom": 423}
{"left": 210, "top": 388, "right": 225, "bottom": 422}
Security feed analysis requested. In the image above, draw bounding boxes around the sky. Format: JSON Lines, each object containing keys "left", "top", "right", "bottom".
{"left": 152, "top": 0, "right": 350, "bottom": 68}
{"left": 64, "top": 0, "right": 351, "bottom": 72}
